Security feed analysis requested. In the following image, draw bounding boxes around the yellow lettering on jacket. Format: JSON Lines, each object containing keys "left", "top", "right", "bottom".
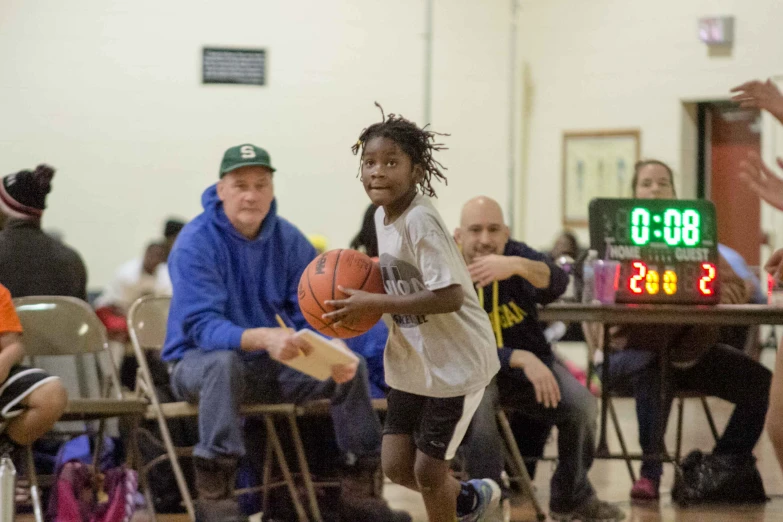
{"left": 492, "top": 300, "right": 527, "bottom": 329}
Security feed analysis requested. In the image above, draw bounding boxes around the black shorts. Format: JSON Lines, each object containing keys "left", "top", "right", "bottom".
{"left": 383, "top": 387, "right": 485, "bottom": 461}
{"left": 0, "top": 365, "right": 59, "bottom": 431}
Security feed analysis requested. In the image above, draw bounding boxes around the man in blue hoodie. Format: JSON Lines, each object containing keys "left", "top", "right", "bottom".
{"left": 454, "top": 196, "right": 624, "bottom": 522}
{"left": 162, "top": 144, "right": 408, "bottom": 522}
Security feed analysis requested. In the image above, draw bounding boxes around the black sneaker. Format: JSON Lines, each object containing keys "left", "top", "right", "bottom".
{"left": 672, "top": 450, "right": 768, "bottom": 506}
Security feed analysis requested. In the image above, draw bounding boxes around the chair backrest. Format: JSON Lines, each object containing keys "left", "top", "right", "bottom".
{"left": 127, "top": 296, "right": 172, "bottom": 405}
{"left": 127, "top": 295, "right": 171, "bottom": 352}
{"left": 14, "top": 296, "right": 109, "bottom": 357}
{"left": 13, "top": 295, "right": 122, "bottom": 399}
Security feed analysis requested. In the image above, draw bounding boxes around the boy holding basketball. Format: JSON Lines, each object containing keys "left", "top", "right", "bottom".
{"left": 324, "top": 107, "right": 502, "bottom": 522}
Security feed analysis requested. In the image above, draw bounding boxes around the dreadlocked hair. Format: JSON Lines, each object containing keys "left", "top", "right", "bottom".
{"left": 351, "top": 102, "right": 449, "bottom": 197}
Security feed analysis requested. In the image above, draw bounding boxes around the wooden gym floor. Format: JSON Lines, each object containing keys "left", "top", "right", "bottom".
{"left": 20, "top": 344, "right": 783, "bottom": 521}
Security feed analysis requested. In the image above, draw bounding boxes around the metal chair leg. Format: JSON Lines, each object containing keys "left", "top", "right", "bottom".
{"left": 149, "top": 404, "right": 196, "bottom": 520}
{"left": 142, "top": 484, "right": 160, "bottom": 522}
{"left": 132, "top": 422, "right": 160, "bottom": 522}
{"left": 608, "top": 398, "right": 636, "bottom": 483}
{"left": 262, "top": 434, "right": 273, "bottom": 517}
{"left": 264, "top": 415, "right": 309, "bottom": 522}
{"left": 586, "top": 361, "right": 596, "bottom": 394}
{"left": 26, "top": 446, "right": 44, "bottom": 522}
{"left": 676, "top": 397, "right": 685, "bottom": 463}
{"left": 286, "top": 412, "right": 322, "bottom": 522}
{"left": 496, "top": 410, "right": 547, "bottom": 522}
{"left": 700, "top": 396, "right": 720, "bottom": 443}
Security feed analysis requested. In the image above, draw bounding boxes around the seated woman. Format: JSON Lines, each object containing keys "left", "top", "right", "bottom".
{"left": 604, "top": 160, "right": 771, "bottom": 503}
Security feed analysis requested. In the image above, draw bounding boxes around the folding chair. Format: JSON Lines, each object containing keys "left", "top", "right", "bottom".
{"left": 496, "top": 409, "right": 547, "bottom": 522}
{"left": 292, "top": 397, "right": 390, "bottom": 500}
{"left": 13, "top": 295, "right": 148, "bottom": 522}
{"left": 127, "top": 295, "right": 321, "bottom": 522}
{"left": 582, "top": 321, "right": 719, "bottom": 479}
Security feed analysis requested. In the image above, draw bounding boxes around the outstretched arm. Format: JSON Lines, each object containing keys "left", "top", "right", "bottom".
{"left": 468, "top": 255, "right": 551, "bottom": 289}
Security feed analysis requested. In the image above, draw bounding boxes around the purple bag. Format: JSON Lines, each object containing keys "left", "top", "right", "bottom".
{"left": 47, "top": 461, "right": 140, "bottom": 522}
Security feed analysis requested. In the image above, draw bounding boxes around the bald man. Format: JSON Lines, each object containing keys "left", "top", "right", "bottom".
{"left": 455, "top": 197, "right": 624, "bottom": 522}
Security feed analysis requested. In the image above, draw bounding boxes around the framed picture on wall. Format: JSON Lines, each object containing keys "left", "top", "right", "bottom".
{"left": 562, "top": 129, "right": 641, "bottom": 226}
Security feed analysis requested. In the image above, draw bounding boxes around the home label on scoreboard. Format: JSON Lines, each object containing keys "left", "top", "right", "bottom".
{"left": 588, "top": 198, "right": 720, "bottom": 304}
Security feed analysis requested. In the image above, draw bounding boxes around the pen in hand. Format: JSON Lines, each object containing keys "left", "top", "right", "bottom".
{"left": 276, "top": 313, "right": 306, "bottom": 357}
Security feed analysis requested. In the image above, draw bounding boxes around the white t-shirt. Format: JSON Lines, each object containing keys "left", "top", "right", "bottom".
{"left": 95, "top": 257, "right": 172, "bottom": 314}
{"left": 376, "top": 194, "right": 499, "bottom": 398}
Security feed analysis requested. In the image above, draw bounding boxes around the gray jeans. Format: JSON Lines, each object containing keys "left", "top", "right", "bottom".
{"left": 462, "top": 359, "right": 598, "bottom": 512}
{"left": 170, "top": 349, "right": 383, "bottom": 461}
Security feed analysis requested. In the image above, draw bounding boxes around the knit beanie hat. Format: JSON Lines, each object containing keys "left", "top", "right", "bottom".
{"left": 0, "top": 164, "right": 55, "bottom": 219}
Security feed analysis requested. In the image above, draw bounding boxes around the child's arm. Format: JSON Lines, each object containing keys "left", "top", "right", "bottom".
{"left": 0, "top": 332, "right": 24, "bottom": 383}
{"left": 323, "top": 283, "right": 463, "bottom": 326}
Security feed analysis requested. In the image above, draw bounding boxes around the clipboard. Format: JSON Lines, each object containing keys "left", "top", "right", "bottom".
{"left": 283, "top": 329, "right": 360, "bottom": 381}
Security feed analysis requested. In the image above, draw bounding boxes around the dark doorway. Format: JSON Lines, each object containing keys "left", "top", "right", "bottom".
{"left": 698, "top": 102, "right": 762, "bottom": 265}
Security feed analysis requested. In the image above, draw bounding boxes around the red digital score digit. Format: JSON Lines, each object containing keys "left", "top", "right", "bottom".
{"left": 699, "top": 262, "right": 717, "bottom": 296}
{"left": 629, "top": 261, "right": 647, "bottom": 294}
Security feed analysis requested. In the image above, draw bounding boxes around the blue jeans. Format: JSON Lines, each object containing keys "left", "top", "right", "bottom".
{"left": 606, "top": 344, "right": 771, "bottom": 481}
{"left": 170, "top": 349, "right": 383, "bottom": 461}
{"left": 462, "top": 360, "right": 598, "bottom": 512}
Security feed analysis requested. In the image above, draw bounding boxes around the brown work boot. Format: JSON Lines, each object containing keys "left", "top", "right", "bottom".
{"left": 193, "top": 456, "right": 247, "bottom": 522}
{"left": 340, "top": 457, "right": 412, "bottom": 522}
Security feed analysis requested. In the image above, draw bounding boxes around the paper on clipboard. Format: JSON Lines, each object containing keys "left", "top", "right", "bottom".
{"left": 283, "top": 329, "right": 360, "bottom": 381}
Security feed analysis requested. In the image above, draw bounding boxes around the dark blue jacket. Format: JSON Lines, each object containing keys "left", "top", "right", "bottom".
{"left": 477, "top": 240, "right": 568, "bottom": 369}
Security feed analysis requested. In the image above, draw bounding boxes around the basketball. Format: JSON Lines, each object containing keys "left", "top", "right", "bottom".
{"left": 298, "top": 249, "right": 385, "bottom": 338}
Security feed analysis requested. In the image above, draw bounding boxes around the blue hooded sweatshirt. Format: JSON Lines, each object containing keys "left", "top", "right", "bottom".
{"left": 161, "top": 185, "right": 317, "bottom": 361}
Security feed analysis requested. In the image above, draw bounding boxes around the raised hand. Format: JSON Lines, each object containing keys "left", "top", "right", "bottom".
{"left": 738, "top": 152, "right": 783, "bottom": 212}
{"left": 731, "top": 79, "right": 783, "bottom": 122}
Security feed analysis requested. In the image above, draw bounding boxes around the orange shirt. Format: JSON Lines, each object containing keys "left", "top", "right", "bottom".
{"left": 0, "top": 285, "right": 22, "bottom": 334}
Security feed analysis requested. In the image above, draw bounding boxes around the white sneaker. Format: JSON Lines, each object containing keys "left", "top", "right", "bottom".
{"left": 458, "top": 478, "right": 503, "bottom": 522}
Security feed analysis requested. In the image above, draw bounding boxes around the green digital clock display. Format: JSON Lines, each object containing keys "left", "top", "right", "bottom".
{"left": 630, "top": 207, "right": 701, "bottom": 247}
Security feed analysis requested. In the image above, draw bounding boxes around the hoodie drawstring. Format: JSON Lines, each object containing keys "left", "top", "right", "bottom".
{"left": 477, "top": 281, "right": 503, "bottom": 348}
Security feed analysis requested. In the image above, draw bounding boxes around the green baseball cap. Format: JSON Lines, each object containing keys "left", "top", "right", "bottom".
{"left": 219, "top": 144, "right": 276, "bottom": 177}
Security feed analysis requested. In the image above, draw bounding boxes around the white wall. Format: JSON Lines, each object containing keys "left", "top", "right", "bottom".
{"left": 516, "top": 0, "right": 783, "bottom": 253}
{"left": 0, "top": 0, "right": 514, "bottom": 288}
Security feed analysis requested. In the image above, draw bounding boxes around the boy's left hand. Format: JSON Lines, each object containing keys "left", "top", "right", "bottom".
{"left": 469, "top": 255, "right": 518, "bottom": 286}
{"left": 323, "top": 286, "right": 378, "bottom": 328}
